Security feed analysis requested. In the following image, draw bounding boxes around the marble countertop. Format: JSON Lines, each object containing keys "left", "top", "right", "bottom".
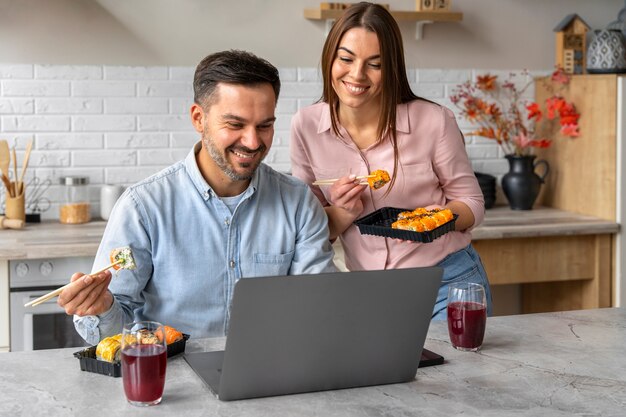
{"left": 0, "top": 220, "right": 105, "bottom": 260}
{"left": 0, "top": 308, "right": 624, "bottom": 416}
{"left": 0, "top": 207, "right": 619, "bottom": 261}
{"left": 470, "top": 206, "right": 619, "bottom": 240}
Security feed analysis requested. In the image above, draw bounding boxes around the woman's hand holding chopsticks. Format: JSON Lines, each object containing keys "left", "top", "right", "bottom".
{"left": 312, "top": 174, "right": 374, "bottom": 186}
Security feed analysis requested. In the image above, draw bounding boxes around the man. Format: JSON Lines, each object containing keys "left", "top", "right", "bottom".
{"left": 59, "top": 50, "right": 337, "bottom": 344}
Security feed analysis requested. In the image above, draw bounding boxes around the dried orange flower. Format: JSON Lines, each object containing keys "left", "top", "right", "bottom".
{"left": 450, "top": 68, "right": 581, "bottom": 156}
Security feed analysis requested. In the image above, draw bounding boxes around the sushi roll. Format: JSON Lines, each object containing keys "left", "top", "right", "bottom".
{"left": 96, "top": 334, "right": 122, "bottom": 363}
{"left": 397, "top": 210, "right": 417, "bottom": 220}
{"left": 163, "top": 326, "right": 183, "bottom": 345}
{"left": 439, "top": 208, "right": 454, "bottom": 222}
{"left": 412, "top": 208, "right": 428, "bottom": 216}
{"left": 367, "top": 170, "right": 390, "bottom": 190}
{"left": 392, "top": 219, "right": 416, "bottom": 231}
{"left": 418, "top": 215, "right": 438, "bottom": 231}
{"left": 109, "top": 246, "right": 136, "bottom": 271}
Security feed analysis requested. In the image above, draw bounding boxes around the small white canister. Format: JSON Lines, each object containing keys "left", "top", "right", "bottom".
{"left": 100, "top": 184, "right": 125, "bottom": 221}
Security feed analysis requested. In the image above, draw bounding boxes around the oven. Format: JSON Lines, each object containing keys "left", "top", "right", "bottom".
{"left": 9, "top": 257, "right": 94, "bottom": 351}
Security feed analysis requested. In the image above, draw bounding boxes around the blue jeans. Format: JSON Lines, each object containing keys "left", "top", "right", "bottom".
{"left": 431, "top": 244, "right": 492, "bottom": 320}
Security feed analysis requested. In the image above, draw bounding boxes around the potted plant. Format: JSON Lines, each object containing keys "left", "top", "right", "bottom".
{"left": 451, "top": 68, "right": 581, "bottom": 210}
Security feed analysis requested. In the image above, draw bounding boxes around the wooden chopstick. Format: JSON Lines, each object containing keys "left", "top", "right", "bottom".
{"left": 313, "top": 180, "right": 371, "bottom": 186}
{"left": 312, "top": 174, "right": 375, "bottom": 186}
{"left": 24, "top": 259, "right": 123, "bottom": 307}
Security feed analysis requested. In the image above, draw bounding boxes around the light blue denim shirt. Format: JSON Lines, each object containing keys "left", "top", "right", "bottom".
{"left": 74, "top": 143, "right": 337, "bottom": 344}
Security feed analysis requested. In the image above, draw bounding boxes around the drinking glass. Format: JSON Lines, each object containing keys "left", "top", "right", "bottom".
{"left": 121, "top": 321, "right": 167, "bottom": 406}
{"left": 447, "top": 282, "right": 487, "bottom": 351}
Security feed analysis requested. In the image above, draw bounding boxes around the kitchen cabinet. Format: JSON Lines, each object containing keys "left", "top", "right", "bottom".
{"left": 535, "top": 74, "right": 624, "bottom": 309}
{"left": 0, "top": 221, "right": 103, "bottom": 351}
{"left": 0, "top": 260, "right": 8, "bottom": 352}
{"left": 472, "top": 207, "right": 616, "bottom": 314}
{"left": 475, "top": 74, "right": 624, "bottom": 315}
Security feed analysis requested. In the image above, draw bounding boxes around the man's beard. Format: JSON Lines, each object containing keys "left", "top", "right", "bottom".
{"left": 202, "top": 131, "right": 267, "bottom": 181}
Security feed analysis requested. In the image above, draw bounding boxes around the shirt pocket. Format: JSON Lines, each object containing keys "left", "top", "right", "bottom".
{"left": 253, "top": 250, "right": 295, "bottom": 276}
{"left": 392, "top": 162, "right": 441, "bottom": 203}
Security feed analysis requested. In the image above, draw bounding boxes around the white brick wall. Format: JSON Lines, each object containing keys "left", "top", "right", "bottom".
{"left": 0, "top": 64, "right": 544, "bottom": 220}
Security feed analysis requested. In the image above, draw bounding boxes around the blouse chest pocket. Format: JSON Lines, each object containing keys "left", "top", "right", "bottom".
{"left": 253, "top": 250, "right": 295, "bottom": 277}
{"left": 396, "top": 162, "right": 440, "bottom": 193}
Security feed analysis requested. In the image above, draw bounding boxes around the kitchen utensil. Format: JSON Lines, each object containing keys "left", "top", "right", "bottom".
{"left": 11, "top": 147, "right": 18, "bottom": 196}
{"left": 17, "top": 140, "right": 33, "bottom": 195}
{"left": 25, "top": 177, "right": 51, "bottom": 214}
{"left": 24, "top": 258, "right": 125, "bottom": 307}
{"left": 0, "top": 140, "right": 10, "bottom": 195}
{"left": 5, "top": 192, "right": 25, "bottom": 222}
{"left": 0, "top": 215, "right": 24, "bottom": 229}
{"left": 312, "top": 174, "right": 374, "bottom": 185}
{"left": 1, "top": 173, "right": 13, "bottom": 197}
{"left": 25, "top": 246, "right": 135, "bottom": 307}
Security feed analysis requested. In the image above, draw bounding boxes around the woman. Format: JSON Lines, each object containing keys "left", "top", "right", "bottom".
{"left": 290, "top": 2, "right": 492, "bottom": 319}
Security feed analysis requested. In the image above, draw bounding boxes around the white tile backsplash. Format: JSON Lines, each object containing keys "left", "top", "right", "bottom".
{"left": 0, "top": 64, "right": 536, "bottom": 219}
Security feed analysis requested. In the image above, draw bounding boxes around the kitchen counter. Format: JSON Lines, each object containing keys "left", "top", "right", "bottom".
{"left": 0, "top": 207, "right": 618, "bottom": 261}
{"left": 0, "top": 308, "right": 624, "bottom": 416}
{"left": 470, "top": 206, "right": 619, "bottom": 240}
{"left": 0, "top": 220, "right": 106, "bottom": 260}
{"left": 469, "top": 208, "right": 617, "bottom": 313}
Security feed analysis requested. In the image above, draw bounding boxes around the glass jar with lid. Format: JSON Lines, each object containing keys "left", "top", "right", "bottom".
{"left": 59, "top": 176, "right": 91, "bottom": 224}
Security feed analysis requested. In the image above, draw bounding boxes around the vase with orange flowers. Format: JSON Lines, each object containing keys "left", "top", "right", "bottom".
{"left": 451, "top": 68, "right": 581, "bottom": 210}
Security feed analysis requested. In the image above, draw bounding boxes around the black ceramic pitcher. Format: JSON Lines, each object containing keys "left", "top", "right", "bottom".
{"left": 501, "top": 155, "right": 549, "bottom": 210}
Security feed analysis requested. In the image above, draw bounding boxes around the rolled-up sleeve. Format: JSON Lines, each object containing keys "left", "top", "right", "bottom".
{"left": 73, "top": 298, "right": 126, "bottom": 345}
{"left": 73, "top": 188, "right": 154, "bottom": 343}
{"left": 432, "top": 107, "right": 485, "bottom": 229}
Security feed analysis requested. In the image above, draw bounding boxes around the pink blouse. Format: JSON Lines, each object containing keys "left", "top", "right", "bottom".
{"left": 290, "top": 100, "right": 484, "bottom": 271}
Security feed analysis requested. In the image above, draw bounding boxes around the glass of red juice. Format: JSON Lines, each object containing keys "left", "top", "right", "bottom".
{"left": 447, "top": 283, "right": 487, "bottom": 351}
{"left": 121, "top": 321, "right": 167, "bottom": 406}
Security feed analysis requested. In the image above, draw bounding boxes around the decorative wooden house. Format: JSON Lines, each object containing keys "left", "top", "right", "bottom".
{"left": 416, "top": 0, "right": 434, "bottom": 10}
{"left": 554, "top": 14, "right": 591, "bottom": 74}
{"left": 416, "top": 0, "right": 450, "bottom": 11}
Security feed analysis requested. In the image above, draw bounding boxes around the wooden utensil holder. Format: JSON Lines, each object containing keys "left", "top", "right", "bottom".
{"left": 5, "top": 183, "right": 25, "bottom": 222}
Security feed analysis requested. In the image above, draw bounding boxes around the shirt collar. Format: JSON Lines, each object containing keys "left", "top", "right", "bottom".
{"left": 185, "top": 141, "right": 259, "bottom": 201}
{"left": 396, "top": 102, "right": 410, "bottom": 133}
{"left": 318, "top": 104, "right": 333, "bottom": 134}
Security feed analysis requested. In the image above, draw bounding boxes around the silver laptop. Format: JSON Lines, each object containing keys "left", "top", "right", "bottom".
{"left": 183, "top": 267, "right": 443, "bottom": 401}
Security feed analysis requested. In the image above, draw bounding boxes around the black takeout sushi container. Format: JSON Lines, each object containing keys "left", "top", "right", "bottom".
{"left": 354, "top": 207, "right": 457, "bottom": 243}
{"left": 73, "top": 333, "right": 190, "bottom": 377}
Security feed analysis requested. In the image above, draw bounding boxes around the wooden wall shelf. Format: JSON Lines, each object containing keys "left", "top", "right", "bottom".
{"left": 304, "top": 8, "right": 463, "bottom": 40}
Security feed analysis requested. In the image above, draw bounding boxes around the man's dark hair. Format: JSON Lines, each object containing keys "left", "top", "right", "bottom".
{"left": 193, "top": 50, "right": 281, "bottom": 107}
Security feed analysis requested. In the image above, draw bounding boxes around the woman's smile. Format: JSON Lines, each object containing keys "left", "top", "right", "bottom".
{"left": 343, "top": 80, "right": 370, "bottom": 95}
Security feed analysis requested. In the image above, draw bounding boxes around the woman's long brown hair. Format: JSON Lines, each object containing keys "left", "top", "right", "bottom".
{"left": 320, "top": 2, "right": 421, "bottom": 193}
